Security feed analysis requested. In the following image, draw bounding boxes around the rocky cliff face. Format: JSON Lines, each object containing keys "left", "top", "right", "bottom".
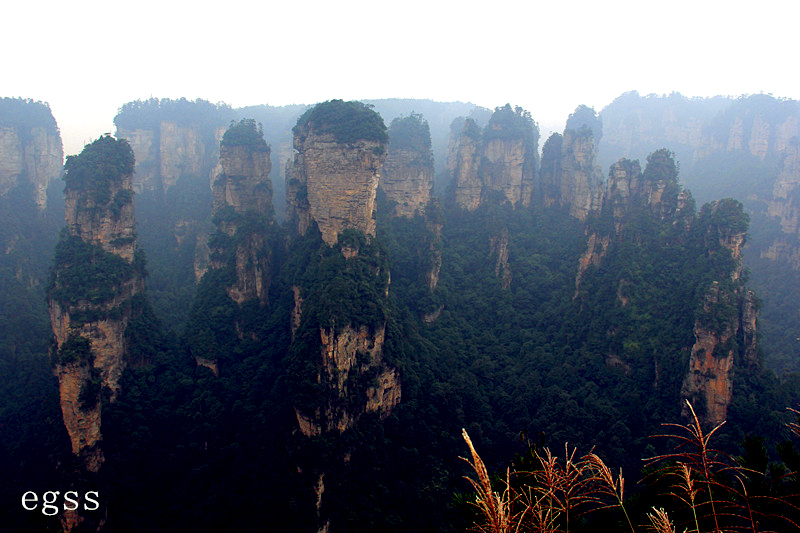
{"left": 0, "top": 124, "right": 63, "bottom": 209}
{"left": 208, "top": 120, "right": 274, "bottom": 308}
{"left": 449, "top": 105, "right": 537, "bottom": 211}
{"left": 575, "top": 152, "right": 691, "bottom": 294}
{"left": 449, "top": 119, "right": 483, "bottom": 211}
{"left": 489, "top": 226, "right": 512, "bottom": 289}
{"left": 681, "top": 199, "right": 757, "bottom": 426}
{"left": 764, "top": 141, "right": 800, "bottom": 267}
{"left": 540, "top": 129, "right": 601, "bottom": 221}
{"left": 380, "top": 146, "right": 433, "bottom": 218}
{"left": 380, "top": 113, "right": 434, "bottom": 218}
{"left": 117, "top": 121, "right": 224, "bottom": 194}
{"left": 48, "top": 136, "right": 144, "bottom": 472}
{"left": 295, "top": 323, "right": 400, "bottom": 436}
{"left": 287, "top": 102, "right": 388, "bottom": 246}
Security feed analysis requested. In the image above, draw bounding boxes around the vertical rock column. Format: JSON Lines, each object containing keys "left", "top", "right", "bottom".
{"left": 448, "top": 104, "right": 538, "bottom": 211}
{"left": 47, "top": 135, "right": 143, "bottom": 472}
{"left": 287, "top": 100, "right": 387, "bottom": 245}
{"left": 681, "top": 199, "right": 756, "bottom": 426}
{"left": 210, "top": 118, "right": 273, "bottom": 305}
{"left": 285, "top": 101, "right": 400, "bottom": 435}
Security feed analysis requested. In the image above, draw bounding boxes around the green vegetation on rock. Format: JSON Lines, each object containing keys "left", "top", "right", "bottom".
{"left": 114, "top": 97, "right": 234, "bottom": 130}
{"left": 295, "top": 99, "right": 389, "bottom": 146}
{"left": 483, "top": 104, "right": 538, "bottom": 147}
{"left": 388, "top": 113, "right": 433, "bottom": 164}
{"left": 48, "top": 233, "right": 136, "bottom": 308}
{"left": 63, "top": 135, "right": 134, "bottom": 197}
{"left": 0, "top": 97, "right": 59, "bottom": 135}
{"left": 221, "top": 118, "right": 269, "bottom": 151}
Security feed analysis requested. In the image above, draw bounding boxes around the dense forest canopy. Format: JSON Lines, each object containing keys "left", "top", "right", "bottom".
{"left": 295, "top": 99, "right": 389, "bottom": 145}
{"left": 63, "top": 135, "right": 134, "bottom": 192}
{"left": 0, "top": 97, "right": 59, "bottom": 134}
{"left": 387, "top": 113, "right": 433, "bottom": 163}
{"left": 483, "top": 103, "right": 538, "bottom": 146}
{"left": 114, "top": 97, "right": 234, "bottom": 130}
{"left": 565, "top": 104, "right": 602, "bottom": 141}
{"left": 220, "top": 118, "right": 269, "bottom": 150}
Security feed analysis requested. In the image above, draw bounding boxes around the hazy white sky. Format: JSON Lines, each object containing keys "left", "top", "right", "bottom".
{"left": 4, "top": 0, "right": 798, "bottom": 155}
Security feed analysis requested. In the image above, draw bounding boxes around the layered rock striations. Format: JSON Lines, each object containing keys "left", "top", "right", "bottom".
{"left": 764, "top": 140, "right": 800, "bottom": 267}
{"left": 209, "top": 119, "right": 274, "bottom": 305}
{"left": 47, "top": 136, "right": 145, "bottom": 472}
{"left": 216, "top": 122, "right": 273, "bottom": 313}
{"left": 286, "top": 100, "right": 388, "bottom": 246}
{"left": 380, "top": 113, "right": 434, "bottom": 218}
{"left": 448, "top": 104, "right": 538, "bottom": 211}
{"left": 0, "top": 98, "right": 63, "bottom": 209}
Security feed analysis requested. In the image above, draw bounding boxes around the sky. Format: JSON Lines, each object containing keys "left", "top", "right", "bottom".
{"left": 4, "top": 0, "right": 799, "bottom": 156}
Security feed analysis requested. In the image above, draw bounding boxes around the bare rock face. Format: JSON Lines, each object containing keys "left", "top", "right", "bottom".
{"left": 381, "top": 146, "right": 433, "bottom": 217}
{"left": 289, "top": 130, "right": 384, "bottom": 246}
{"left": 200, "top": 118, "right": 273, "bottom": 360}
{"left": 681, "top": 199, "right": 755, "bottom": 426}
{"left": 286, "top": 101, "right": 388, "bottom": 246}
{"left": 540, "top": 130, "right": 600, "bottom": 220}
{"left": 764, "top": 141, "right": 800, "bottom": 267}
{"left": 213, "top": 145, "right": 272, "bottom": 216}
{"left": 424, "top": 199, "right": 444, "bottom": 292}
{"left": 117, "top": 121, "right": 225, "bottom": 194}
{"left": 295, "top": 324, "right": 400, "bottom": 436}
{"left": 48, "top": 136, "right": 144, "bottom": 472}
{"left": 380, "top": 113, "right": 434, "bottom": 218}
{"left": 0, "top": 122, "right": 63, "bottom": 209}
{"left": 482, "top": 136, "right": 535, "bottom": 208}
{"left": 64, "top": 170, "right": 137, "bottom": 263}
{"left": 449, "top": 119, "right": 483, "bottom": 211}
{"left": 449, "top": 105, "right": 537, "bottom": 211}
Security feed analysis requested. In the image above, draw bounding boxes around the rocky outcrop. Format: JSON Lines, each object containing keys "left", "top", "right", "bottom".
{"left": 115, "top": 100, "right": 229, "bottom": 194}
{"left": 540, "top": 129, "right": 601, "bottom": 220}
{"left": 380, "top": 114, "right": 434, "bottom": 218}
{"left": 117, "top": 122, "right": 214, "bottom": 193}
{"left": 489, "top": 227, "right": 512, "bottom": 289}
{"left": 48, "top": 136, "right": 144, "bottom": 472}
{"left": 681, "top": 199, "right": 756, "bottom": 426}
{"left": 449, "top": 119, "right": 483, "bottom": 211}
{"left": 64, "top": 169, "right": 137, "bottom": 263}
{"left": 763, "top": 141, "right": 800, "bottom": 266}
{"left": 287, "top": 101, "right": 388, "bottom": 246}
{"left": 295, "top": 324, "right": 400, "bottom": 436}
{"left": 381, "top": 146, "right": 433, "bottom": 217}
{"left": 424, "top": 200, "right": 444, "bottom": 291}
{"left": 449, "top": 105, "right": 537, "bottom": 211}
{"left": 208, "top": 119, "right": 274, "bottom": 307}
{"left": 289, "top": 206, "right": 400, "bottom": 438}
{"left": 574, "top": 152, "right": 692, "bottom": 294}
{"left": 0, "top": 122, "right": 63, "bottom": 209}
